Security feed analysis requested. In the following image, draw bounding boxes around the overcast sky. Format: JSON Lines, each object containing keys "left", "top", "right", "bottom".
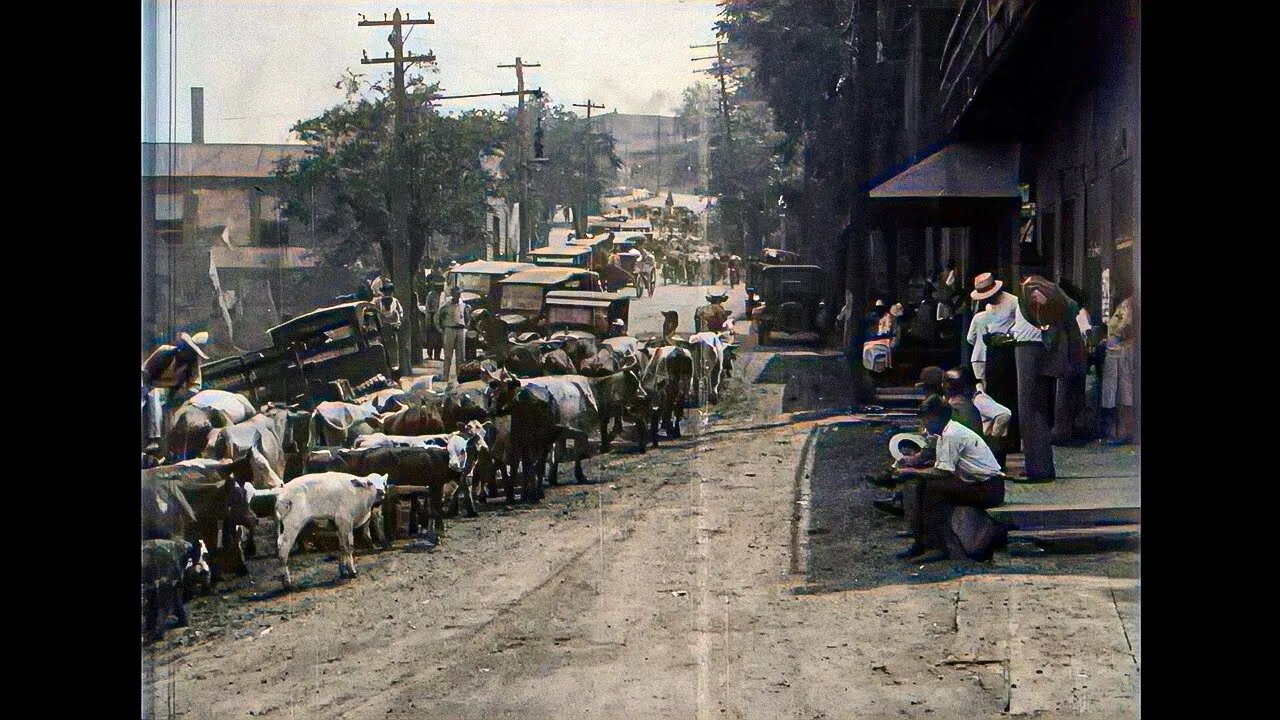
{"left": 142, "top": 0, "right": 722, "bottom": 145}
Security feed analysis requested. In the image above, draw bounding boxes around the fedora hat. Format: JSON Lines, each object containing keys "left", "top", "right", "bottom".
{"left": 179, "top": 331, "right": 210, "bottom": 360}
{"left": 970, "top": 272, "right": 1003, "bottom": 301}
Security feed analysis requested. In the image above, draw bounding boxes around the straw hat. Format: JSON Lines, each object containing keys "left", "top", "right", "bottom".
{"left": 970, "top": 272, "right": 1003, "bottom": 301}
{"left": 179, "top": 331, "right": 210, "bottom": 360}
{"left": 888, "top": 433, "right": 928, "bottom": 462}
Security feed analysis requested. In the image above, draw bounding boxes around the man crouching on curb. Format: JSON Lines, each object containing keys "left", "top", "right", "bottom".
{"left": 893, "top": 395, "right": 1006, "bottom": 563}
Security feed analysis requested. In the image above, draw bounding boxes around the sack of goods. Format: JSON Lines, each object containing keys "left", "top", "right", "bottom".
{"left": 862, "top": 339, "right": 893, "bottom": 373}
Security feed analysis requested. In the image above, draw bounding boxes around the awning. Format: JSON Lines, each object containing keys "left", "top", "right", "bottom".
{"left": 869, "top": 143, "right": 1021, "bottom": 199}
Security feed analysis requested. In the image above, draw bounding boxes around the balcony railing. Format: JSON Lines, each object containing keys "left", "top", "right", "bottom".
{"left": 937, "top": 0, "right": 1036, "bottom": 128}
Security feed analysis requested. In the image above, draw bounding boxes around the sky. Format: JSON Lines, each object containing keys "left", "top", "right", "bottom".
{"left": 142, "top": 0, "right": 723, "bottom": 145}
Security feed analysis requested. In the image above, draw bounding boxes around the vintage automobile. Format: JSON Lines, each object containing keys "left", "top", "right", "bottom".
{"left": 447, "top": 260, "right": 535, "bottom": 312}
{"left": 750, "top": 265, "right": 829, "bottom": 346}
{"left": 201, "top": 301, "right": 395, "bottom": 406}
{"left": 544, "top": 290, "right": 631, "bottom": 338}
{"left": 525, "top": 244, "right": 593, "bottom": 269}
{"left": 493, "top": 267, "right": 603, "bottom": 334}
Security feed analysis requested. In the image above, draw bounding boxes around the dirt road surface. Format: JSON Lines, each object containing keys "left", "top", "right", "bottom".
{"left": 142, "top": 282, "right": 1138, "bottom": 719}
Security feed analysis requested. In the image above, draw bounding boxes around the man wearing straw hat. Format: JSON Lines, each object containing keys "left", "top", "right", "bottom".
{"left": 142, "top": 331, "right": 211, "bottom": 443}
{"left": 970, "top": 272, "right": 1021, "bottom": 449}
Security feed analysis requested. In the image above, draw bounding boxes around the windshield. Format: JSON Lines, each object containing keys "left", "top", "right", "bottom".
{"left": 500, "top": 284, "right": 545, "bottom": 312}
{"left": 547, "top": 306, "right": 593, "bottom": 327}
{"left": 453, "top": 273, "right": 491, "bottom": 294}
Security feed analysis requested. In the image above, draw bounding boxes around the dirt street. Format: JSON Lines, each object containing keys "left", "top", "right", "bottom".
{"left": 142, "top": 283, "right": 1138, "bottom": 719}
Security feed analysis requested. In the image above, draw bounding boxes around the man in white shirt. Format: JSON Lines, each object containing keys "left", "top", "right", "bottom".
{"left": 893, "top": 396, "right": 1006, "bottom": 562}
{"left": 435, "top": 286, "right": 470, "bottom": 383}
{"left": 971, "top": 272, "right": 1022, "bottom": 450}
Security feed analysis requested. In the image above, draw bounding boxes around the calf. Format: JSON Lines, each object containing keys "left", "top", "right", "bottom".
{"left": 141, "top": 538, "right": 209, "bottom": 641}
{"left": 274, "top": 472, "right": 389, "bottom": 590}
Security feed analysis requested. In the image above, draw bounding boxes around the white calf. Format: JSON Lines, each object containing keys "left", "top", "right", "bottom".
{"left": 274, "top": 472, "right": 389, "bottom": 589}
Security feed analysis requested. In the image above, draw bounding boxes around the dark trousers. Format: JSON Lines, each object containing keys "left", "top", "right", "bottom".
{"left": 1015, "top": 343, "right": 1056, "bottom": 479}
{"left": 984, "top": 341, "right": 1019, "bottom": 449}
{"left": 1053, "top": 372, "right": 1086, "bottom": 445}
{"left": 906, "top": 475, "right": 1005, "bottom": 550}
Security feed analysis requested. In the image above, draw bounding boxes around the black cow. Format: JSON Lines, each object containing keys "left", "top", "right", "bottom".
{"left": 639, "top": 345, "right": 694, "bottom": 447}
{"left": 486, "top": 373, "right": 592, "bottom": 502}
{"left": 586, "top": 363, "right": 648, "bottom": 453}
{"left": 331, "top": 439, "right": 485, "bottom": 545}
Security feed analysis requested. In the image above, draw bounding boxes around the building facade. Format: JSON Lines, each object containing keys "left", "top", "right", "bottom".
{"left": 141, "top": 142, "right": 354, "bottom": 357}
{"left": 844, "top": 0, "right": 1139, "bottom": 423}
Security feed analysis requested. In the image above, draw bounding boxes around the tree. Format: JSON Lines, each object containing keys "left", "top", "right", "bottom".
{"left": 524, "top": 99, "right": 623, "bottom": 240}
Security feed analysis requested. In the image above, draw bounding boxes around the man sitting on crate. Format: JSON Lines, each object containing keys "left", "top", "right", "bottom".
{"left": 892, "top": 395, "right": 1006, "bottom": 563}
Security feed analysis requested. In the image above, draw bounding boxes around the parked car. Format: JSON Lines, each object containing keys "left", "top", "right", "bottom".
{"left": 750, "top": 264, "right": 829, "bottom": 346}
{"left": 493, "top": 267, "right": 603, "bottom": 334}
{"left": 544, "top": 290, "right": 631, "bottom": 338}
{"left": 447, "top": 260, "right": 536, "bottom": 312}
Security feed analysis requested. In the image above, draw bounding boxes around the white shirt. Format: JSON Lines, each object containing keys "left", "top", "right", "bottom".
{"left": 982, "top": 291, "right": 1019, "bottom": 335}
{"left": 967, "top": 310, "right": 991, "bottom": 362}
{"left": 934, "top": 420, "right": 1003, "bottom": 482}
{"left": 436, "top": 300, "right": 470, "bottom": 328}
{"left": 1010, "top": 301, "right": 1043, "bottom": 342}
{"left": 971, "top": 391, "right": 1011, "bottom": 424}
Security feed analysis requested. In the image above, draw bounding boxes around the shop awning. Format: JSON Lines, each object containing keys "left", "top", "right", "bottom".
{"left": 869, "top": 143, "right": 1021, "bottom": 198}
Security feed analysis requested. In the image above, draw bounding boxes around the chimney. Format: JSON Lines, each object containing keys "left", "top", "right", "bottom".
{"left": 191, "top": 87, "right": 205, "bottom": 144}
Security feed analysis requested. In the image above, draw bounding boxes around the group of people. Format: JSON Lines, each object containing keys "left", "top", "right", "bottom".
{"left": 660, "top": 251, "right": 742, "bottom": 288}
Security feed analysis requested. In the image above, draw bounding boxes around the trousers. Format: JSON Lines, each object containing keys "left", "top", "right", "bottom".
{"left": 983, "top": 341, "right": 1019, "bottom": 450}
{"left": 1014, "top": 343, "right": 1056, "bottom": 479}
{"left": 441, "top": 327, "right": 466, "bottom": 382}
{"left": 905, "top": 474, "right": 1005, "bottom": 550}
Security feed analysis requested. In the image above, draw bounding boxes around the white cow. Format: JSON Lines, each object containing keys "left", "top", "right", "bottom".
{"left": 274, "top": 472, "right": 389, "bottom": 589}
{"left": 687, "top": 332, "right": 728, "bottom": 404}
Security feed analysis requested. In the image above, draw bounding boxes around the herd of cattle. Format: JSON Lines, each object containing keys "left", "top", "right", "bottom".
{"left": 141, "top": 329, "right": 735, "bottom": 641}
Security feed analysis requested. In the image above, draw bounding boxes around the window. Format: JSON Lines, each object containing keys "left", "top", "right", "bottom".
{"left": 500, "top": 285, "right": 544, "bottom": 312}
{"left": 253, "top": 194, "right": 289, "bottom": 246}
{"left": 155, "top": 191, "right": 196, "bottom": 244}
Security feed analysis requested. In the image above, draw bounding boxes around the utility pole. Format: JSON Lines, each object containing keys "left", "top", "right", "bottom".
{"left": 359, "top": 7, "right": 436, "bottom": 375}
{"left": 498, "top": 58, "right": 541, "bottom": 256}
{"left": 572, "top": 100, "right": 605, "bottom": 238}
{"left": 655, "top": 115, "right": 663, "bottom": 196}
{"left": 693, "top": 40, "right": 739, "bottom": 255}
{"left": 691, "top": 41, "right": 735, "bottom": 146}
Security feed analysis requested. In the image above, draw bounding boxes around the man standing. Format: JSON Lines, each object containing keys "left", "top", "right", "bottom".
{"left": 1012, "top": 275, "right": 1085, "bottom": 480}
{"left": 374, "top": 280, "right": 404, "bottom": 376}
{"left": 636, "top": 247, "right": 656, "bottom": 298}
{"left": 142, "top": 331, "right": 210, "bottom": 443}
{"left": 894, "top": 395, "right": 1006, "bottom": 562}
{"left": 435, "top": 286, "right": 470, "bottom": 384}
{"left": 970, "top": 273, "right": 1021, "bottom": 447}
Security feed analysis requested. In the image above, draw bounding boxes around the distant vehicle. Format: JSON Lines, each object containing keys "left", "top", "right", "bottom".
{"left": 494, "top": 267, "right": 603, "bottom": 334}
{"left": 525, "top": 244, "right": 594, "bottom": 269}
{"left": 201, "top": 301, "right": 394, "bottom": 406}
{"left": 447, "top": 260, "right": 535, "bottom": 311}
{"left": 750, "top": 265, "right": 829, "bottom": 346}
{"left": 544, "top": 291, "right": 631, "bottom": 338}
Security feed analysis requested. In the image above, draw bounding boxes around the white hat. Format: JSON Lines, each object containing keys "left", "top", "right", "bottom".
{"left": 888, "top": 433, "right": 928, "bottom": 462}
{"left": 179, "top": 331, "right": 210, "bottom": 360}
{"left": 970, "top": 273, "right": 1003, "bottom": 301}
{"left": 611, "top": 319, "right": 626, "bottom": 326}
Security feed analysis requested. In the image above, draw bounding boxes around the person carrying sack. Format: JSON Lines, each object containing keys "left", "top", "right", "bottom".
{"left": 142, "top": 331, "right": 210, "bottom": 443}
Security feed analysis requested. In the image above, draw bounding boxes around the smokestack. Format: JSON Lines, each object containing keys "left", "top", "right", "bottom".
{"left": 191, "top": 87, "right": 205, "bottom": 144}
